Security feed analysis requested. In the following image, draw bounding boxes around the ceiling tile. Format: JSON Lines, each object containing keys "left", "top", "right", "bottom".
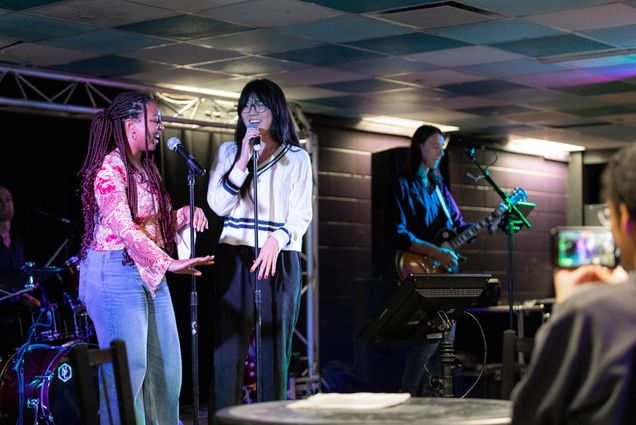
{"left": 123, "top": 67, "right": 234, "bottom": 86}
{"left": 557, "top": 80, "right": 636, "bottom": 96}
{"left": 360, "top": 87, "right": 460, "bottom": 104}
{"left": 270, "top": 45, "right": 384, "bottom": 66}
{"left": 525, "top": 4, "right": 636, "bottom": 31}
{"left": 314, "top": 78, "right": 414, "bottom": 93}
{"left": 585, "top": 63, "right": 636, "bottom": 81}
{"left": 590, "top": 91, "right": 636, "bottom": 105}
{"left": 346, "top": 33, "right": 469, "bottom": 55}
{"left": 332, "top": 57, "right": 438, "bottom": 77}
{"left": 459, "top": 0, "right": 616, "bottom": 17}
{"left": 412, "top": 109, "right": 490, "bottom": 124}
{"left": 574, "top": 123, "right": 636, "bottom": 141}
{"left": 385, "top": 69, "right": 487, "bottom": 86}
{"left": 118, "top": 15, "right": 250, "bottom": 41}
{"left": 517, "top": 93, "right": 611, "bottom": 110}
{"left": 581, "top": 24, "right": 636, "bottom": 48}
{"left": 460, "top": 59, "right": 566, "bottom": 78}
{"left": 44, "top": 29, "right": 168, "bottom": 54}
{"left": 195, "top": 76, "right": 256, "bottom": 92}
{"left": 491, "top": 34, "right": 614, "bottom": 58}
{"left": 377, "top": 4, "right": 498, "bottom": 29}
{"left": 30, "top": 0, "right": 177, "bottom": 28}
{"left": 306, "top": 95, "right": 381, "bottom": 109}
{"left": 436, "top": 19, "right": 564, "bottom": 44}
{"left": 0, "top": 0, "right": 62, "bottom": 10}
{"left": 195, "top": 29, "right": 323, "bottom": 54}
{"left": 563, "top": 105, "right": 636, "bottom": 117}
{"left": 504, "top": 111, "right": 596, "bottom": 127}
{"left": 600, "top": 112, "right": 636, "bottom": 125}
{"left": 440, "top": 79, "right": 531, "bottom": 95}
{"left": 556, "top": 54, "right": 636, "bottom": 70}
{"left": 198, "top": 0, "right": 343, "bottom": 26}
{"left": 282, "top": 86, "right": 346, "bottom": 100}
{"left": 508, "top": 70, "right": 611, "bottom": 88}
{"left": 55, "top": 55, "right": 167, "bottom": 77}
{"left": 406, "top": 45, "right": 524, "bottom": 67}
{"left": 458, "top": 104, "right": 538, "bottom": 117}
{"left": 302, "top": 0, "right": 441, "bottom": 13}
{"left": 277, "top": 15, "right": 413, "bottom": 43}
{"left": 271, "top": 67, "right": 366, "bottom": 85}
{"left": 0, "top": 13, "right": 95, "bottom": 41}
{"left": 126, "top": 0, "right": 246, "bottom": 13}
{"left": 0, "top": 42, "right": 99, "bottom": 65}
{"left": 195, "top": 56, "right": 309, "bottom": 75}
{"left": 120, "top": 43, "right": 242, "bottom": 65}
{"left": 422, "top": 95, "right": 507, "bottom": 110}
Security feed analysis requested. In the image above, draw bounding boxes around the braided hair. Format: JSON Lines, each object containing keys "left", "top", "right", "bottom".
{"left": 78, "top": 91, "right": 175, "bottom": 262}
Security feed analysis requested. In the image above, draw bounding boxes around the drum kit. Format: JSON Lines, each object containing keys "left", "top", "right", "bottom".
{"left": 0, "top": 258, "right": 96, "bottom": 425}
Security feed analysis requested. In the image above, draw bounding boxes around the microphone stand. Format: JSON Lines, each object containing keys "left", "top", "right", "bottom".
{"left": 251, "top": 140, "right": 264, "bottom": 402}
{"left": 187, "top": 170, "right": 201, "bottom": 425}
{"left": 465, "top": 148, "right": 531, "bottom": 330}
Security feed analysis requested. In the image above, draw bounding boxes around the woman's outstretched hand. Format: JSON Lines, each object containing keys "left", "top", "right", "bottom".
{"left": 168, "top": 255, "right": 215, "bottom": 276}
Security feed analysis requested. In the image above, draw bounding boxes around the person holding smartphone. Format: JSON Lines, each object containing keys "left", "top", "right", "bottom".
{"left": 511, "top": 144, "right": 636, "bottom": 424}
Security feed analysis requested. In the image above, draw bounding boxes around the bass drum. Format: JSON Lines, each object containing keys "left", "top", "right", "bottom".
{"left": 0, "top": 341, "right": 97, "bottom": 425}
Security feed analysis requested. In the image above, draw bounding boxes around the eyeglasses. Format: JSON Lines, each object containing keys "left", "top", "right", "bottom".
{"left": 241, "top": 101, "right": 268, "bottom": 114}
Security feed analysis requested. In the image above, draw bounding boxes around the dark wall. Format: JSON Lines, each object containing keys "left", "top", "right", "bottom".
{"left": 311, "top": 117, "right": 569, "bottom": 370}
{"left": 0, "top": 112, "right": 89, "bottom": 264}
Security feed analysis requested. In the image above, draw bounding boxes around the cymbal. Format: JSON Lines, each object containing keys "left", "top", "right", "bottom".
{"left": 17, "top": 265, "right": 64, "bottom": 275}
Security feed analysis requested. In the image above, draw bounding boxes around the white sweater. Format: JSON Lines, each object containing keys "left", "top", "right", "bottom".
{"left": 207, "top": 141, "right": 313, "bottom": 252}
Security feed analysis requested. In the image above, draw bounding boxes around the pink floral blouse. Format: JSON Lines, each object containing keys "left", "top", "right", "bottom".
{"left": 91, "top": 151, "right": 186, "bottom": 295}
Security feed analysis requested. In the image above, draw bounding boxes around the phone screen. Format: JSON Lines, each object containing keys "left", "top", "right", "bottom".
{"left": 553, "top": 227, "right": 617, "bottom": 268}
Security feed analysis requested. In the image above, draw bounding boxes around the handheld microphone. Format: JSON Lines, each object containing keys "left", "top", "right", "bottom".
{"left": 166, "top": 137, "right": 207, "bottom": 176}
{"left": 247, "top": 121, "right": 261, "bottom": 151}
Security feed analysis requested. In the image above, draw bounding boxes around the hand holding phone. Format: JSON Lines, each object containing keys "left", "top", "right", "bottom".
{"left": 551, "top": 226, "right": 618, "bottom": 269}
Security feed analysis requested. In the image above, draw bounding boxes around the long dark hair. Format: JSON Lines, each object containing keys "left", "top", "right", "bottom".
{"left": 222, "top": 79, "right": 300, "bottom": 199}
{"left": 404, "top": 124, "right": 445, "bottom": 182}
{"left": 78, "top": 91, "right": 175, "bottom": 261}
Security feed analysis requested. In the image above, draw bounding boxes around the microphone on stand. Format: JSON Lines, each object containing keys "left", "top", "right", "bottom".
{"left": 33, "top": 207, "right": 75, "bottom": 226}
{"left": 451, "top": 136, "right": 482, "bottom": 159}
{"left": 166, "top": 137, "right": 207, "bottom": 176}
{"left": 248, "top": 121, "right": 261, "bottom": 152}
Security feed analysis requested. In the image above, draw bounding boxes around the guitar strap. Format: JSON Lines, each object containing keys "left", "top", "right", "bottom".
{"left": 434, "top": 185, "right": 453, "bottom": 224}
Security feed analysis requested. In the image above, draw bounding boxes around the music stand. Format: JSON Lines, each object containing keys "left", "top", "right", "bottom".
{"left": 359, "top": 273, "right": 492, "bottom": 397}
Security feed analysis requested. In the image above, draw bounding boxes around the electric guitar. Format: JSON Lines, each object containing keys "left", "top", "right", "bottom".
{"left": 394, "top": 188, "right": 528, "bottom": 281}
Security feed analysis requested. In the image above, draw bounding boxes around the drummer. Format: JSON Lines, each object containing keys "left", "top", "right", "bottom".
{"left": 0, "top": 185, "right": 40, "bottom": 358}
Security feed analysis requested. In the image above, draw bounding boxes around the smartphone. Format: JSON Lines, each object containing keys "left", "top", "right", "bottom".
{"left": 551, "top": 226, "right": 617, "bottom": 269}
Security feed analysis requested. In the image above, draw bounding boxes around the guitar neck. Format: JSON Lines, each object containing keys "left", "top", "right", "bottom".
{"left": 447, "top": 216, "right": 493, "bottom": 251}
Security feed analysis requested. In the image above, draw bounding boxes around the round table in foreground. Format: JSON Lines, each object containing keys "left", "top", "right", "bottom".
{"left": 215, "top": 397, "right": 512, "bottom": 425}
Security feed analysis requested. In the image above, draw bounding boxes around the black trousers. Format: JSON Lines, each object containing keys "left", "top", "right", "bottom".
{"left": 209, "top": 244, "right": 301, "bottom": 418}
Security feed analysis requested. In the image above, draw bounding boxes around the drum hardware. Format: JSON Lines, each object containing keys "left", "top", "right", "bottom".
{"left": 0, "top": 341, "right": 97, "bottom": 425}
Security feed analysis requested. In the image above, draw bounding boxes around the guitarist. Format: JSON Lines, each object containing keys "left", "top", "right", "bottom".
{"left": 389, "top": 125, "right": 472, "bottom": 396}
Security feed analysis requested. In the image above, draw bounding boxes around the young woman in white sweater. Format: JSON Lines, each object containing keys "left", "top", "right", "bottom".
{"left": 207, "top": 79, "right": 312, "bottom": 413}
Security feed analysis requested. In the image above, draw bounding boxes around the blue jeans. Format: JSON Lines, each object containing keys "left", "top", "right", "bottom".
{"left": 401, "top": 324, "right": 456, "bottom": 396}
{"left": 80, "top": 249, "right": 182, "bottom": 425}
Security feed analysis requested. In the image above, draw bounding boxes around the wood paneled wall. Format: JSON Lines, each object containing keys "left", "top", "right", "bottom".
{"left": 312, "top": 118, "right": 568, "bottom": 366}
